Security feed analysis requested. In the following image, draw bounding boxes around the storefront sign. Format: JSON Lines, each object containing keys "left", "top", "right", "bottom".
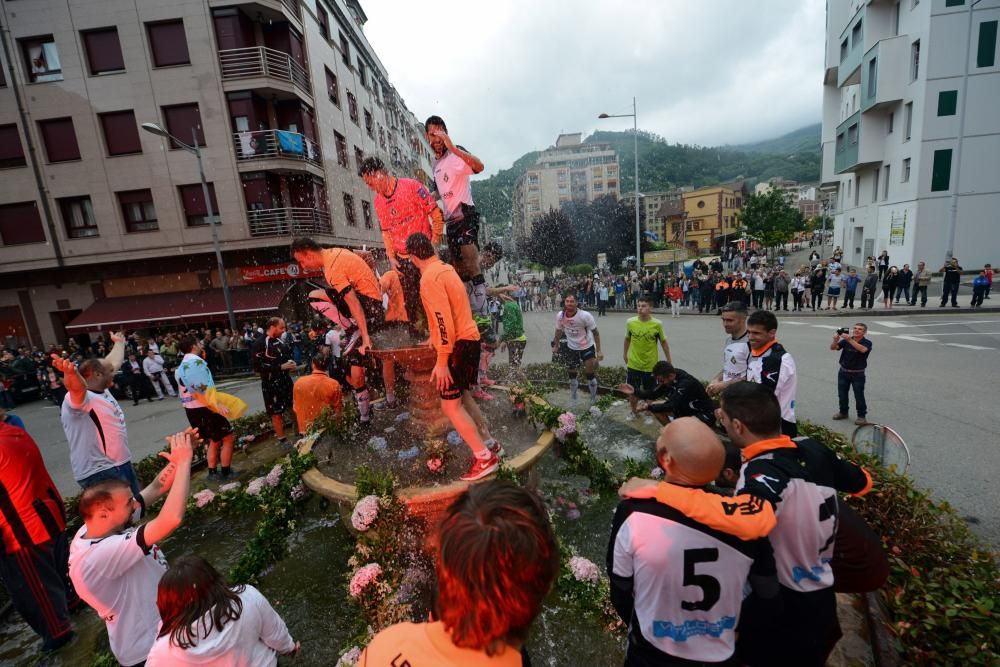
{"left": 889, "top": 212, "right": 906, "bottom": 247}
{"left": 240, "top": 263, "right": 322, "bottom": 283}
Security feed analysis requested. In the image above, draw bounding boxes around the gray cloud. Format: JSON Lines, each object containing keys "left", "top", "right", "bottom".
{"left": 364, "top": 0, "right": 824, "bottom": 176}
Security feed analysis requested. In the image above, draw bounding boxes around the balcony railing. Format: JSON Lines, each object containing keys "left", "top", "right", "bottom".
{"left": 233, "top": 129, "right": 321, "bottom": 168}
{"left": 219, "top": 46, "right": 310, "bottom": 92}
{"left": 278, "top": 0, "right": 300, "bottom": 18}
{"left": 247, "top": 208, "right": 332, "bottom": 237}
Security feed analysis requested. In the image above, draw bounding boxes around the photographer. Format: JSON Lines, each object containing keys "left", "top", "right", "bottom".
{"left": 830, "top": 323, "right": 872, "bottom": 425}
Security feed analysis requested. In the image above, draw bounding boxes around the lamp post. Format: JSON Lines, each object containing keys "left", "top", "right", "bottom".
{"left": 599, "top": 96, "right": 641, "bottom": 273}
{"left": 142, "top": 122, "right": 238, "bottom": 333}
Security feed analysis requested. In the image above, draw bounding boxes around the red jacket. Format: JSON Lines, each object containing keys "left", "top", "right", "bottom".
{"left": 0, "top": 422, "right": 65, "bottom": 554}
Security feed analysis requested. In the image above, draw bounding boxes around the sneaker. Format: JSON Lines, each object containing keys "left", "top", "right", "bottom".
{"left": 472, "top": 388, "right": 494, "bottom": 401}
{"left": 487, "top": 440, "right": 506, "bottom": 458}
{"left": 461, "top": 454, "right": 499, "bottom": 481}
{"left": 220, "top": 468, "right": 240, "bottom": 481}
{"left": 207, "top": 470, "right": 221, "bottom": 481}
{"left": 832, "top": 413, "right": 848, "bottom": 420}
{"left": 854, "top": 417, "right": 869, "bottom": 426}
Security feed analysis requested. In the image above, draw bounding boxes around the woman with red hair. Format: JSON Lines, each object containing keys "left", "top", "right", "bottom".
{"left": 146, "top": 556, "right": 299, "bottom": 665}
{"left": 361, "top": 480, "right": 559, "bottom": 664}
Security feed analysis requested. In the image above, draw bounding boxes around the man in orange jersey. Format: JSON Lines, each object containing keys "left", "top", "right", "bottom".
{"left": 293, "top": 355, "right": 343, "bottom": 435}
{"left": 407, "top": 232, "right": 502, "bottom": 481}
{"left": 292, "top": 238, "right": 385, "bottom": 425}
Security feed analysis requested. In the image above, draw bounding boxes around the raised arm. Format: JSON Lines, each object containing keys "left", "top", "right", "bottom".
{"left": 50, "top": 355, "right": 87, "bottom": 407}
{"left": 104, "top": 331, "right": 126, "bottom": 372}
{"left": 141, "top": 431, "right": 194, "bottom": 546}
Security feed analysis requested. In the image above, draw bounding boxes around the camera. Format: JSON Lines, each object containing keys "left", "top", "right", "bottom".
{"left": 837, "top": 327, "right": 850, "bottom": 335}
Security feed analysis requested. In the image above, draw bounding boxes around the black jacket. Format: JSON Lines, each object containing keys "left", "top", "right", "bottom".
{"left": 634, "top": 369, "right": 716, "bottom": 427}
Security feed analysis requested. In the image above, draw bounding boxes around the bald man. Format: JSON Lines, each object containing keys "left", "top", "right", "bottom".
{"left": 607, "top": 418, "right": 777, "bottom": 667}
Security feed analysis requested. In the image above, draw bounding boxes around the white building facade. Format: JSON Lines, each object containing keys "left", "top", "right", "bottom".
{"left": 821, "top": 0, "right": 1000, "bottom": 270}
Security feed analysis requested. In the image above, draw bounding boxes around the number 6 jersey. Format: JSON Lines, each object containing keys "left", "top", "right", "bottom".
{"left": 607, "top": 493, "right": 776, "bottom": 664}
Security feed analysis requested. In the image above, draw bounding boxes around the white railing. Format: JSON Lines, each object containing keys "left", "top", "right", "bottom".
{"left": 232, "top": 129, "right": 321, "bottom": 168}
{"left": 247, "top": 208, "right": 332, "bottom": 237}
{"left": 278, "top": 0, "right": 300, "bottom": 18}
{"left": 219, "top": 46, "right": 310, "bottom": 92}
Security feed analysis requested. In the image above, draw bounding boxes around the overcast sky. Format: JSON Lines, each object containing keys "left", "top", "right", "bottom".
{"left": 364, "top": 1, "right": 825, "bottom": 178}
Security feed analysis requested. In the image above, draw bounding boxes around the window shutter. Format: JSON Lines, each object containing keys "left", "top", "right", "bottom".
{"left": 38, "top": 118, "right": 81, "bottom": 162}
{"left": 148, "top": 20, "right": 190, "bottom": 67}
{"left": 82, "top": 28, "right": 125, "bottom": 74}
{"left": 931, "top": 149, "right": 953, "bottom": 192}
{"left": 99, "top": 110, "right": 142, "bottom": 155}
{"left": 0, "top": 124, "right": 26, "bottom": 167}
{"left": 0, "top": 202, "right": 46, "bottom": 245}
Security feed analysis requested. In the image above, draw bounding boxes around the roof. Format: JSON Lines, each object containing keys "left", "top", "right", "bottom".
{"left": 65, "top": 283, "right": 289, "bottom": 333}
{"left": 654, "top": 200, "right": 685, "bottom": 219}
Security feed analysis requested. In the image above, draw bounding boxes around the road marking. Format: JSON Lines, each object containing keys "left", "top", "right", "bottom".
{"left": 876, "top": 319, "right": 1000, "bottom": 328}
{"left": 941, "top": 343, "right": 995, "bottom": 351}
{"left": 873, "top": 321, "right": 910, "bottom": 328}
{"left": 893, "top": 335, "right": 936, "bottom": 343}
{"left": 864, "top": 331, "right": 886, "bottom": 336}
{"left": 899, "top": 332, "right": 1000, "bottom": 336}
{"left": 784, "top": 321, "right": 806, "bottom": 325}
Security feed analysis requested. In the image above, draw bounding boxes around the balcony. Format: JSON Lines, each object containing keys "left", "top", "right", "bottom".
{"left": 860, "top": 36, "right": 907, "bottom": 112}
{"left": 219, "top": 47, "right": 311, "bottom": 98}
{"left": 233, "top": 129, "right": 322, "bottom": 174}
{"left": 834, "top": 112, "right": 883, "bottom": 174}
{"left": 247, "top": 208, "right": 332, "bottom": 238}
{"left": 209, "top": 0, "right": 300, "bottom": 28}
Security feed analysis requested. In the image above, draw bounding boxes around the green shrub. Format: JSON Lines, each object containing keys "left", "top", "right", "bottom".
{"left": 565, "top": 263, "right": 594, "bottom": 276}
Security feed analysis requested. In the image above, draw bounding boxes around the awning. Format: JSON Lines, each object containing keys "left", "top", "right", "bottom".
{"left": 65, "top": 283, "right": 289, "bottom": 333}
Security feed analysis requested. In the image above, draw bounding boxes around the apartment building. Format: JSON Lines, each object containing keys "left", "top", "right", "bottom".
{"left": 821, "top": 0, "right": 1000, "bottom": 270}
{"left": 0, "top": 0, "right": 432, "bottom": 347}
{"left": 677, "top": 184, "right": 745, "bottom": 254}
{"left": 621, "top": 187, "right": 691, "bottom": 241}
{"left": 512, "top": 133, "right": 620, "bottom": 238}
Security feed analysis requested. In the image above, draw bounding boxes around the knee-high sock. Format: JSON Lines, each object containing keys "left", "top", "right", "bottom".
{"left": 569, "top": 377, "right": 579, "bottom": 398}
{"left": 587, "top": 375, "right": 598, "bottom": 400}
{"left": 354, "top": 388, "right": 370, "bottom": 421}
{"left": 470, "top": 275, "right": 488, "bottom": 316}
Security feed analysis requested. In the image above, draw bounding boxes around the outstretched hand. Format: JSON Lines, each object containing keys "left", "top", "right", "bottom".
{"left": 619, "top": 477, "right": 660, "bottom": 499}
{"left": 110, "top": 331, "right": 126, "bottom": 344}
{"left": 160, "top": 429, "right": 197, "bottom": 467}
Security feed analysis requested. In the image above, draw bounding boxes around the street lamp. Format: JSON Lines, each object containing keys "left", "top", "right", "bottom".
{"left": 598, "top": 96, "right": 641, "bottom": 273}
{"left": 142, "top": 122, "right": 237, "bottom": 333}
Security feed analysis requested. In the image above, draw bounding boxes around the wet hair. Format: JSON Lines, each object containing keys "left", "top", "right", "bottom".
{"left": 78, "top": 358, "right": 106, "bottom": 379}
{"left": 652, "top": 361, "right": 675, "bottom": 377}
{"left": 290, "top": 237, "right": 322, "bottom": 254}
{"left": 359, "top": 156, "right": 385, "bottom": 176}
{"left": 747, "top": 310, "right": 778, "bottom": 331}
{"left": 424, "top": 115, "right": 447, "bottom": 132}
{"left": 178, "top": 336, "right": 200, "bottom": 354}
{"left": 78, "top": 479, "right": 131, "bottom": 520}
{"left": 637, "top": 297, "right": 651, "bottom": 305}
{"left": 719, "top": 381, "right": 782, "bottom": 436}
{"left": 435, "top": 480, "right": 558, "bottom": 655}
{"left": 157, "top": 556, "right": 245, "bottom": 650}
{"left": 720, "top": 301, "right": 747, "bottom": 315}
{"left": 311, "top": 353, "right": 327, "bottom": 370}
{"left": 266, "top": 316, "right": 283, "bottom": 330}
{"left": 405, "top": 232, "right": 436, "bottom": 259}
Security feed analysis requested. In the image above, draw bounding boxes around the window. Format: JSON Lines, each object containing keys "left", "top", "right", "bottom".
{"left": 931, "top": 149, "right": 953, "bottom": 192}
{"left": 893, "top": 0, "right": 900, "bottom": 35}
{"left": 364, "top": 109, "right": 373, "bottom": 138}
{"left": 362, "top": 200, "right": 372, "bottom": 229}
{"left": 147, "top": 20, "right": 190, "bottom": 67}
{"left": 378, "top": 125, "right": 386, "bottom": 149}
{"left": 343, "top": 193, "right": 357, "bottom": 226}
{"left": 178, "top": 183, "right": 220, "bottom": 226}
{"left": 99, "top": 111, "right": 142, "bottom": 156}
{"left": 339, "top": 32, "right": 350, "bottom": 66}
{"left": 945, "top": 0, "right": 964, "bottom": 5}
{"left": 81, "top": 27, "right": 124, "bottom": 75}
{"left": 334, "top": 131, "right": 348, "bottom": 168}
{"left": 887, "top": 112, "right": 894, "bottom": 134}
{"left": 867, "top": 58, "right": 877, "bottom": 98}
{"left": 911, "top": 40, "right": 920, "bottom": 81}
{"left": 840, "top": 38, "right": 848, "bottom": 62}
{"left": 0, "top": 124, "right": 26, "bottom": 168}
{"left": 0, "top": 202, "right": 47, "bottom": 245}
{"left": 162, "top": 104, "right": 205, "bottom": 149}
{"left": 325, "top": 67, "right": 339, "bottom": 106}
{"left": 38, "top": 118, "right": 80, "bottom": 162}
{"left": 848, "top": 122, "right": 859, "bottom": 145}
{"left": 936, "top": 90, "right": 958, "bottom": 117}
{"left": 883, "top": 165, "right": 891, "bottom": 200}
{"left": 853, "top": 177, "right": 860, "bottom": 207}
{"left": 20, "top": 35, "right": 62, "bottom": 82}
{"left": 902, "top": 157, "right": 911, "bottom": 182}
{"left": 977, "top": 20, "right": 998, "bottom": 68}
{"left": 117, "top": 189, "right": 158, "bottom": 232}
{"left": 357, "top": 58, "right": 366, "bottom": 88}
{"left": 872, "top": 168, "right": 880, "bottom": 203}
{"left": 317, "top": 4, "right": 329, "bottom": 39}
{"left": 355, "top": 146, "right": 364, "bottom": 176}
{"left": 836, "top": 131, "right": 845, "bottom": 153}
{"left": 59, "top": 196, "right": 98, "bottom": 238}
{"left": 852, "top": 20, "right": 863, "bottom": 48}
{"left": 347, "top": 92, "right": 358, "bottom": 124}
{"left": 904, "top": 102, "right": 913, "bottom": 140}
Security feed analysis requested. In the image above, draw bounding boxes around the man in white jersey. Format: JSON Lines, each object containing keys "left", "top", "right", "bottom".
{"left": 425, "top": 115, "right": 490, "bottom": 317}
{"left": 706, "top": 301, "right": 750, "bottom": 397}
{"left": 608, "top": 417, "right": 777, "bottom": 666}
{"left": 551, "top": 293, "right": 603, "bottom": 402}
{"left": 53, "top": 334, "right": 142, "bottom": 497}
{"left": 69, "top": 430, "right": 194, "bottom": 667}
{"left": 745, "top": 310, "right": 798, "bottom": 437}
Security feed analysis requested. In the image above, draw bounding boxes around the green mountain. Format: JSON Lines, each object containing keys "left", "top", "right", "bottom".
{"left": 470, "top": 124, "right": 822, "bottom": 235}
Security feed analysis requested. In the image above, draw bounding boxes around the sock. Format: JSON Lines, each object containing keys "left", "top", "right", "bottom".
{"left": 355, "top": 388, "right": 371, "bottom": 420}
{"left": 221, "top": 466, "right": 232, "bottom": 475}
{"left": 569, "top": 377, "right": 579, "bottom": 395}
{"left": 470, "top": 275, "right": 488, "bottom": 315}
{"left": 588, "top": 376, "right": 598, "bottom": 400}
{"left": 475, "top": 448, "right": 493, "bottom": 460}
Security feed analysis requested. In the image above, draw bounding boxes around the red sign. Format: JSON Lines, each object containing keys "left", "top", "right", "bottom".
{"left": 240, "top": 262, "right": 322, "bottom": 283}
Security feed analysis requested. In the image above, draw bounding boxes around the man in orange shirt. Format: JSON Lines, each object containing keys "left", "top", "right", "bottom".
{"left": 360, "top": 480, "right": 558, "bottom": 665}
{"left": 407, "top": 232, "right": 501, "bottom": 481}
{"left": 293, "top": 355, "right": 343, "bottom": 435}
{"left": 292, "top": 238, "right": 386, "bottom": 425}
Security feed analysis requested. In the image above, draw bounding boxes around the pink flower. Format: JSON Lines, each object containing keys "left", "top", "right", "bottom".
{"left": 264, "top": 464, "right": 283, "bottom": 487}
{"left": 558, "top": 412, "right": 577, "bottom": 432}
{"left": 335, "top": 646, "right": 362, "bottom": 667}
{"left": 193, "top": 489, "right": 216, "bottom": 508}
{"left": 348, "top": 563, "right": 382, "bottom": 597}
{"left": 568, "top": 556, "right": 601, "bottom": 585}
{"left": 246, "top": 477, "right": 267, "bottom": 496}
{"left": 290, "top": 483, "right": 308, "bottom": 500}
{"left": 220, "top": 481, "right": 241, "bottom": 493}
{"left": 650, "top": 467, "right": 664, "bottom": 479}
{"left": 426, "top": 457, "right": 444, "bottom": 474}
{"left": 351, "top": 495, "right": 380, "bottom": 532}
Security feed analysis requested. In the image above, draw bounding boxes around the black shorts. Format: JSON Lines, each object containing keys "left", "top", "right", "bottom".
{"left": 626, "top": 368, "right": 655, "bottom": 392}
{"left": 184, "top": 407, "right": 233, "bottom": 443}
{"left": 441, "top": 339, "right": 480, "bottom": 400}
{"left": 564, "top": 345, "right": 597, "bottom": 370}
{"left": 261, "top": 373, "right": 294, "bottom": 416}
{"left": 446, "top": 204, "right": 480, "bottom": 260}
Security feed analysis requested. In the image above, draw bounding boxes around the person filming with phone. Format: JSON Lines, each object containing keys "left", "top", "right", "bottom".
{"left": 830, "top": 323, "right": 873, "bottom": 426}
